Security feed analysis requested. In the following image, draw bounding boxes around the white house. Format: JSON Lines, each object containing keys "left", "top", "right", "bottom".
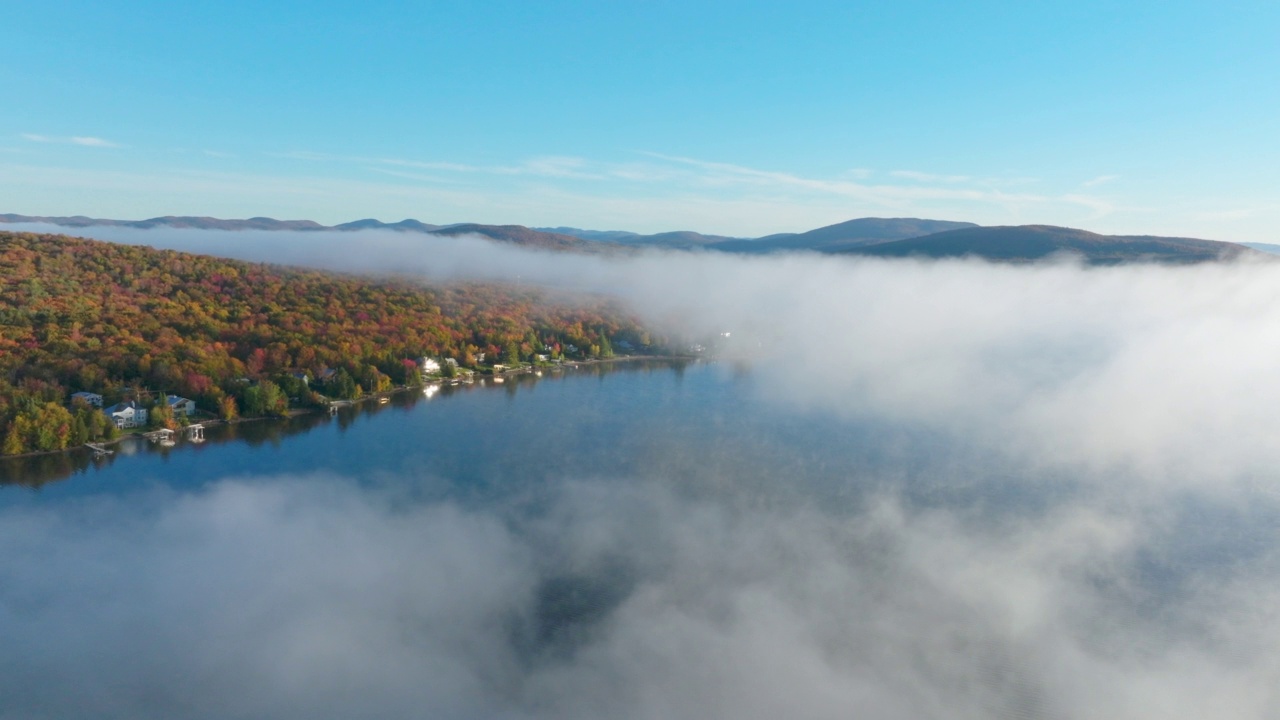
{"left": 104, "top": 400, "right": 148, "bottom": 429}
{"left": 71, "top": 391, "right": 104, "bottom": 408}
{"left": 167, "top": 395, "right": 197, "bottom": 417}
{"left": 419, "top": 357, "right": 441, "bottom": 374}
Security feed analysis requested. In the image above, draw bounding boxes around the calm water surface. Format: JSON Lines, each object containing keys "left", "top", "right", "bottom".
{"left": 0, "top": 360, "right": 980, "bottom": 507}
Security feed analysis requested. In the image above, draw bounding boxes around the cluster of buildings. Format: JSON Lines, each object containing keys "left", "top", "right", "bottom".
{"left": 70, "top": 391, "right": 198, "bottom": 429}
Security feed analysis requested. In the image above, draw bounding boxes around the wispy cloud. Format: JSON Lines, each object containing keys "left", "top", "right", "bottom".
{"left": 890, "top": 170, "right": 972, "bottom": 183}
{"left": 1082, "top": 174, "right": 1119, "bottom": 188}
{"left": 284, "top": 151, "right": 603, "bottom": 180}
{"left": 1061, "top": 193, "right": 1117, "bottom": 218}
{"left": 381, "top": 155, "right": 604, "bottom": 180}
{"left": 71, "top": 136, "right": 118, "bottom": 148}
{"left": 641, "top": 152, "right": 1049, "bottom": 209}
{"left": 21, "top": 133, "right": 120, "bottom": 148}
{"left": 376, "top": 157, "right": 483, "bottom": 172}
{"left": 368, "top": 167, "right": 469, "bottom": 185}
{"left": 1192, "top": 203, "right": 1280, "bottom": 223}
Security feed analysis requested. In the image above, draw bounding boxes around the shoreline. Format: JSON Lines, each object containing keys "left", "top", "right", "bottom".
{"left": 1, "top": 354, "right": 697, "bottom": 463}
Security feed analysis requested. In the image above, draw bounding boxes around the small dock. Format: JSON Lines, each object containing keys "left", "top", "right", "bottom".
{"left": 84, "top": 442, "right": 113, "bottom": 456}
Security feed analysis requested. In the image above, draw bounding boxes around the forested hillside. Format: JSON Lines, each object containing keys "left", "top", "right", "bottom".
{"left": 0, "top": 232, "right": 650, "bottom": 455}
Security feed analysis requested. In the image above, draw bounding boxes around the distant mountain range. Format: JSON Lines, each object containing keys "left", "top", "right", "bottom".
{"left": 1, "top": 213, "right": 1265, "bottom": 264}
{"left": 845, "top": 225, "right": 1261, "bottom": 264}
{"left": 714, "top": 217, "right": 978, "bottom": 254}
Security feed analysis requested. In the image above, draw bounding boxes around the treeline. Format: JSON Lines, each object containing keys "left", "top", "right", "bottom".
{"left": 0, "top": 231, "right": 655, "bottom": 455}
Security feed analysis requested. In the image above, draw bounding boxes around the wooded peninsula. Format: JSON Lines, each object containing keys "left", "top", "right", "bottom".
{"left": 0, "top": 231, "right": 654, "bottom": 456}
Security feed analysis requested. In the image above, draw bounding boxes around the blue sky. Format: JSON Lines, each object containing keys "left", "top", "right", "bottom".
{"left": 2, "top": 0, "right": 1277, "bottom": 239}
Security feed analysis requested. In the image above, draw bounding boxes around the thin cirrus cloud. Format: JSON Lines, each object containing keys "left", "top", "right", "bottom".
{"left": 890, "top": 169, "right": 973, "bottom": 183}
{"left": 282, "top": 151, "right": 603, "bottom": 180}
{"left": 388, "top": 155, "right": 603, "bottom": 180}
{"left": 21, "top": 133, "right": 120, "bottom": 148}
{"left": 1082, "top": 174, "right": 1119, "bottom": 188}
{"left": 639, "top": 152, "right": 1109, "bottom": 217}
{"left": 272, "top": 146, "right": 1116, "bottom": 221}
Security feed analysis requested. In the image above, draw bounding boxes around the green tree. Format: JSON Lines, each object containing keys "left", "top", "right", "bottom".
{"left": 241, "top": 385, "right": 265, "bottom": 416}
{"left": 330, "top": 369, "right": 358, "bottom": 399}
{"left": 1, "top": 421, "right": 23, "bottom": 455}
{"left": 70, "top": 414, "right": 89, "bottom": 446}
{"left": 219, "top": 395, "right": 239, "bottom": 421}
{"left": 149, "top": 401, "right": 176, "bottom": 430}
{"left": 259, "top": 380, "right": 288, "bottom": 417}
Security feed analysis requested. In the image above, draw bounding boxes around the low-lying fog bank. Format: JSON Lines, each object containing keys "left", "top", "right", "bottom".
{"left": 5, "top": 222, "right": 1280, "bottom": 719}
{"left": 3, "top": 473, "right": 1278, "bottom": 720}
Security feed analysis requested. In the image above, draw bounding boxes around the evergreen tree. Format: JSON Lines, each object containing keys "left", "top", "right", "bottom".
{"left": 71, "top": 415, "right": 89, "bottom": 446}
{"left": 241, "top": 385, "right": 265, "bottom": 416}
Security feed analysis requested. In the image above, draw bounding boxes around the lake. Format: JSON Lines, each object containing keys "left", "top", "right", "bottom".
{"left": 0, "top": 360, "right": 1000, "bottom": 509}
{"left": 2, "top": 359, "right": 1278, "bottom": 719}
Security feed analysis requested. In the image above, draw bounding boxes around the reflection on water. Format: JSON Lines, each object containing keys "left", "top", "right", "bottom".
{"left": 0, "top": 359, "right": 693, "bottom": 490}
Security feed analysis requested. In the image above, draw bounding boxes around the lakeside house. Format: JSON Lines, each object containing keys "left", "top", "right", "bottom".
{"left": 167, "top": 395, "right": 197, "bottom": 417}
{"left": 71, "top": 391, "right": 104, "bottom": 408}
{"left": 419, "top": 357, "right": 441, "bottom": 374}
{"left": 104, "top": 400, "right": 148, "bottom": 429}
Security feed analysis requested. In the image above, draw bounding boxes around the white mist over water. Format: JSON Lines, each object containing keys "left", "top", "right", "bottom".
{"left": 18, "top": 221, "right": 1280, "bottom": 487}
{"left": 3, "top": 474, "right": 1279, "bottom": 719}
{"left": 5, "top": 223, "right": 1280, "bottom": 718}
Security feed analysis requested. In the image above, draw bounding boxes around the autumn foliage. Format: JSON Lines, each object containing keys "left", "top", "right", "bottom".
{"left": 0, "top": 232, "right": 650, "bottom": 454}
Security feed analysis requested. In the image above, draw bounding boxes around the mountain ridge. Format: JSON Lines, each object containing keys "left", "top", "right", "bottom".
{"left": 844, "top": 225, "right": 1262, "bottom": 264}
{"left": 1, "top": 213, "right": 1261, "bottom": 263}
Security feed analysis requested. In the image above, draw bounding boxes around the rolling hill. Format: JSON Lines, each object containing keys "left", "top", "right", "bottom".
{"left": 426, "top": 224, "right": 613, "bottom": 253}
{"left": 2, "top": 213, "right": 1263, "bottom": 263}
{"left": 0, "top": 214, "right": 332, "bottom": 231}
{"left": 710, "top": 217, "right": 978, "bottom": 253}
{"left": 543, "top": 227, "right": 739, "bottom": 249}
{"left": 843, "top": 225, "right": 1262, "bottom": 264}
{"left": 0, "top": 214, "right": 612, "bottom": 253}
